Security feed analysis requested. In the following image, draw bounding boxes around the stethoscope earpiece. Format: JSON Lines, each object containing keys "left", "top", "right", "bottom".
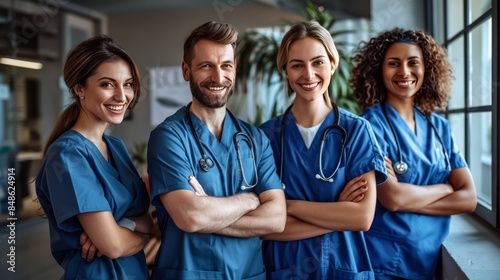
{"left": 315, "top": 174, "right": 334, "bottom": 183}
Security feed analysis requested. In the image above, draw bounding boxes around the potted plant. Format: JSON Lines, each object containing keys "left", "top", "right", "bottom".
{"left": 129, "top": 141, "right": 149, "bottom": 192}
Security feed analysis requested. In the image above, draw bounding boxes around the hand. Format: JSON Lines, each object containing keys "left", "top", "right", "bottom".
{"left": 339, "top": 175, "right": 368, "bottom": 202}
{"left": 79, "top": 231, "right": 102, "bottom": 263}
{"left": 384, "top": 157, "right": 398, "bottom": 182}
{"left": 188, "top": 176, "right": 207, "bottom": 196}
{"left": 238, "top": 191, "right": 260, "bottom": 211}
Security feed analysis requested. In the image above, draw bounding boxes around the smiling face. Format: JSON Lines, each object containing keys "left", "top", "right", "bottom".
{"left": 74, "top": 58, "right": 134, "bottom": 126}
{"left": 382, "top": 42, "right": 425, "bottom": 104}
{"left": 182, "top": 39, "right": 236, "bottom": 109}
{"left": 284, "top": 37, "right": 334, "bottom": 103}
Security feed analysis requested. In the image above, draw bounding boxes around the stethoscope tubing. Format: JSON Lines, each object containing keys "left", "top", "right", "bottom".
{"left": 185, "top": 102, "right": 259, "bottom": 189}
{"left": 382, "top": 102, "right": 451, "bottom": 174}
{"left": 279, "top": 102, "right": 347, "bottom": 183}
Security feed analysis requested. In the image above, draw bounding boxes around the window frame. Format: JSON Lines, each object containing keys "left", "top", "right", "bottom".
{"left": 428, "top": 0, "right": 498, "bottom": 228}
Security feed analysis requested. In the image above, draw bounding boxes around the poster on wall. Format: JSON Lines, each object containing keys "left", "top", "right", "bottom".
{"left": 149, "top": 66, "right": 191, "bottom": 126}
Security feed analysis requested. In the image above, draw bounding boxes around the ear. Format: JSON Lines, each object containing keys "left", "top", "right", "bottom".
{"left": 330, "top": 61, "right": 336, "bottom": 75}
{"left": 182, "top": 61, "right": 190, "bottom": 81}
{"left": 73, "top": 84, "right": 84, "bottom": 95}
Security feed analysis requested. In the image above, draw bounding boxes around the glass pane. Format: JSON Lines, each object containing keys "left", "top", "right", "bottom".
{"left": 448, "top": 36, "right": 465, "bottom": 109}
{"left": 468, "top": 112, "right": 492, "bottom": 209}
{"left": 432, "top": 0, "right": 445, "bottom": 44}
{"left": 469, "top": 0, "right": 491, "bottom": 24}
{"left": 447, "top": 0, "right": 463, "bottom": 38}
{"left": 468, "top": 18, "right": 492, "bottom": 107}
{"left": 449, "top": 113, "right": 465, "bottom": 157}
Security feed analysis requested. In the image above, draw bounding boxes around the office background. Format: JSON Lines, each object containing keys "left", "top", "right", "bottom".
{"left": 0, "top": 0, "right": 497, "bottom": 279}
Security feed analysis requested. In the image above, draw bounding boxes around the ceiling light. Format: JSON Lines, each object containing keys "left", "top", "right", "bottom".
{"left": 0, "top": 57, "right": 43, "bottom": 70}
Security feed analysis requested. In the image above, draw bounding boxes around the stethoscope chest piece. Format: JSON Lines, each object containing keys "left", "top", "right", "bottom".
{"left": 394, "top": 161, "right": 408, "bottom": 174}
{"left": 199, "top": 157, "right": 214, "bottom": 172}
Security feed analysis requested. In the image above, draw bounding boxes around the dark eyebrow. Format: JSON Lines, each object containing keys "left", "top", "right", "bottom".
{"left": 97, "top": 77, "right": 133, "bottom": 82}
{"left": 386, "top": 56, "right": 421, "bottom": 60}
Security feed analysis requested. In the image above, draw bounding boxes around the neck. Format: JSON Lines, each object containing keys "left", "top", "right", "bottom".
{"left": 291, "top": 98, "right": 331, "bottom": 128}
{"left": 190, "top": 101, "right": 226, "bottom": 140}
{"left": 385, "top": 98, "right": 415, "bottom": 133}
{"left": 386, "top": 98, "right": 414, "bottom": 123}
{"left": 72, "top": 117, "right": 107, "bottom": 143}
{"left": 71, "top": 117, "right": 108, "bottom": 159}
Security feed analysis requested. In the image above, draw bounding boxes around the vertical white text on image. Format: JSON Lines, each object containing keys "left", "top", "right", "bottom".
{"left": 6, "top": 167, "right": 17, "bottom": 273}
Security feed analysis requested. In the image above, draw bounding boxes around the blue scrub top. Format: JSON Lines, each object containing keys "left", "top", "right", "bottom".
{"left": 362, "top": 103, "right": 467, "bottom": 279}
{"left": 35, "top": 130, "right": 150, "bottom": 280}
{"left": 259, "top": 107, "right": 386, "bottom": 279}
{"left": 148, "top": 106, "right": 283, "bottom": 280}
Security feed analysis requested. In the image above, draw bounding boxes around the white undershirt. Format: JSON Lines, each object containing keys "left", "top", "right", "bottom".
{"left": 296, "top": 119, "right": 325, "bottom": 149}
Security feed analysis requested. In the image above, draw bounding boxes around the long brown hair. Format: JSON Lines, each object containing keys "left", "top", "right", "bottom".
{"left": 42, "top": 34, "right": 141, "bottom": 158}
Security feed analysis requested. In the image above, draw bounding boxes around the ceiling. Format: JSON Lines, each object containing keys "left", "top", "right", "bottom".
{"left": 65, "top": 0, "right": 370, "bottom": 19}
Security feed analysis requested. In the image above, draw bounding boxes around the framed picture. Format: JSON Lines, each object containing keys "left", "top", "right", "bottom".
{"left": 149, "top": 66, "right": 191, "bottom": 126}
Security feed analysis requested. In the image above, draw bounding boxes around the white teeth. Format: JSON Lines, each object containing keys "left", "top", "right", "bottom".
{"left": 209, "top": 87, "right": 224, "bottom": 91}
{"left": 106, "top": 105, "right": 124, "bottom": 111}
{"left": 301, "top": 83, "right": 319, "bottom": 89}
{"left": 397, "top": 81, "right": 414, "bottom": 86}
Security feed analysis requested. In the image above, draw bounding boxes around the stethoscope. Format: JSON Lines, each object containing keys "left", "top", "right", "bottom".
{"left": 382, "top": 102, "right": 451, "bottom": 174}
{"left": 185, "top": 102, "right": 259, "bottom": 190}
{"left": 279, "top": 102, "right": 347, "bottom": 183}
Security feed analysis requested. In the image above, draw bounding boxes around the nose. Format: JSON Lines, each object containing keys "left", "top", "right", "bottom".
{"left": 114, "top": 86, "right": 127, "bottom": 103}
{"left": 211, "top": 67, "right": 224, "bottom": 84}
{"left": 398, "top": 65, "right": 410, "bottom": 77}
{"left": 303, "top": 65, "right": 314, "bottom": 81}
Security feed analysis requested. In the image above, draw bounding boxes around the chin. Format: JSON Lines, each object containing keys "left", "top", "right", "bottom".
{"left": 107, "top": 117, "right": 125, "bottom": 125}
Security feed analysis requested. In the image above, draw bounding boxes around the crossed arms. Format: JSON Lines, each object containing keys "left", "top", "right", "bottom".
{"left": 159, "top": 176, "right": 286, "bottom": 238}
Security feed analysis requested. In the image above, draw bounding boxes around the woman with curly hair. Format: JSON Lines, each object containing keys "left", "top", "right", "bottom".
{"left": 350, "top": 28, "right": 477, "bottom": 279}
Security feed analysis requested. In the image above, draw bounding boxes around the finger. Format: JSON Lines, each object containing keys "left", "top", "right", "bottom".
{"left": 81, "top": 238, "right": 91, "bottom": 260}
{"left": 384, "top": 156, "right": 392, "bottom": 165}
{"left": 79, "top": 231, "right": 89, "bottom": 246}
{"left": 349, "top": 185, "right": 368, "bottom": 201}
{"left": 352, "top": 193, "right": 365, "bottom": 203}
{"left": 339, "top": 177, "right": 362, "bottom": 200}
{"left": 188, "top": 176, "right": 206, "bottom": 196}
{"left": 340, "top": 179, "right": 367, "bottom": 201}
{"left": 86, "top": 244, "right": 97, "bottom": 263}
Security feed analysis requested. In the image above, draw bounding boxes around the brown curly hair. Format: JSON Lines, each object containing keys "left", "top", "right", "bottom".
{"left": 350, "top": 28, "right": 452, "bottom": 115}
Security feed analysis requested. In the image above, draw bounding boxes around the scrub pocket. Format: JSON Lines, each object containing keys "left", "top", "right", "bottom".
{"left": 266, "top": 267, "right": 374, "bottom": 280}
{"left": 153, "top": 269, "right": 224, "bottom": 279}
{"left": 330, "top": 268, "right": 375, "bottom": 280}
{"left": 242, "top": 271, "right": 266, "bottom": 280}
{"left": 365, "top": 229, "right": 404, "bottom": 274}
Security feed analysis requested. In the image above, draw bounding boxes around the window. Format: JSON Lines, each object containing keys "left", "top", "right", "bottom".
{"left": 431, "top": 0, "right": 498, "bottom": 227}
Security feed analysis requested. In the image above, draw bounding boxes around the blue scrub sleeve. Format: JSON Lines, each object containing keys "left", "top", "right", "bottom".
{"left": 362, "top": 113, "right": 389, "bottom": 156}
{"left": 44, "top": 143, "right": 112, "bottom": 232}
{"left": 148, "top": 125, "right": 194, "bottom": 207}
{"left": 344, "top": 118, "right": 387, "bottom": 185}
{"left": 254, "top": 128, "right": 283, "bottom": 195}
